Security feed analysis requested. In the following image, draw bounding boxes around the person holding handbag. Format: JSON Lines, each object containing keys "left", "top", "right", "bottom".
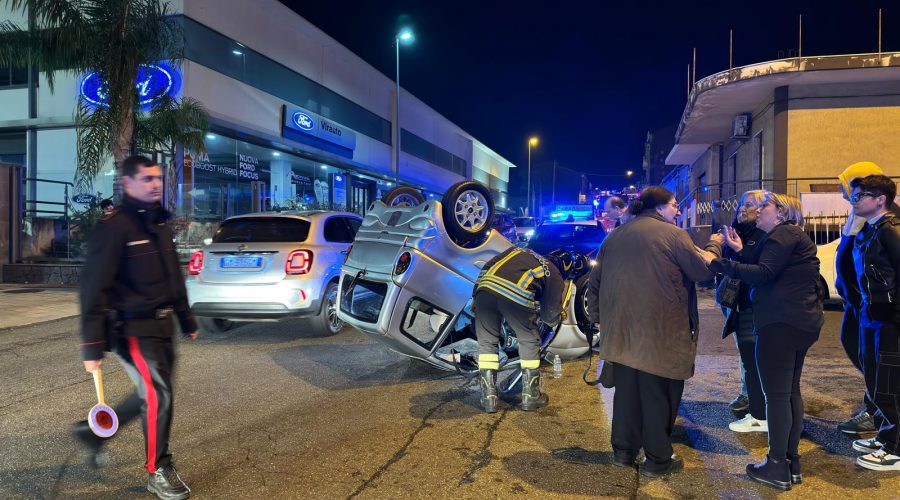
{"left": 707, "top": 193, "right": 823, "bottom": 490}
{"left": 718, "top": 190, "right": 769, "bottom": 431}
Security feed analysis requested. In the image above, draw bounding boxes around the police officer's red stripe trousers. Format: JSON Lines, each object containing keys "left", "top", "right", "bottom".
{"left": 115, "top": 335, "right": 176, "bottom": 473}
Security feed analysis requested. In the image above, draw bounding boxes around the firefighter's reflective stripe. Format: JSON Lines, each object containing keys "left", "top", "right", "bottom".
{"left": 486, "top": 248, "right": 522, "bottom": 276}
{"left": 478, "top": 281, "right": 535, "bottom": 308}
{"left": 518, "top": 265, "right": 545, "bottom": 289}
{"left": 521, "top": 359, "right": 541, "bottom": 369}
{"left": 478, "top": 353, "right": 500, "bottom": 370}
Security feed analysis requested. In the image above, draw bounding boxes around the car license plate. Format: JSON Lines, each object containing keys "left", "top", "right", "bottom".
{"left": 220, "top": 256, "right": 262, "bottom": 268}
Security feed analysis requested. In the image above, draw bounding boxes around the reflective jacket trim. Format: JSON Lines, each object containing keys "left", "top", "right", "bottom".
{"left": 486, "top": 249, "right": 522, "bottom": 276}
{"left": 477, "top": 281, "right": 535, "bottom": 308}
{"left": 479, "top": 274, "right": 538, "bottom": 300}
{"left": 518, "top": 265, "right": 546, "bottom": 289}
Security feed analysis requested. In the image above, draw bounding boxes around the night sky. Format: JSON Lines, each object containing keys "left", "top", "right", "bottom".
{"left": 281, "top": 0, "right": 897, "bottom": 193}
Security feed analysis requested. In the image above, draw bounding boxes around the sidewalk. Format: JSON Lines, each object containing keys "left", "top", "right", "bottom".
{"left": 0, "top": 284, "right": 79, "bottom": 330}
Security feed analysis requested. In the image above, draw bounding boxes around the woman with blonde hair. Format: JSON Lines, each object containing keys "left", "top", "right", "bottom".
{"left": 706, "top": 193, "right": 823, "bottom": 490}
{"left": 719, "top": 190, "right": 769, "bottom": 430}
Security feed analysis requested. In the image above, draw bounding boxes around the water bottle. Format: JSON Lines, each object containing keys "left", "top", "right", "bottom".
{"left": 552, "top": 354, "right": 562, "bottom": 379}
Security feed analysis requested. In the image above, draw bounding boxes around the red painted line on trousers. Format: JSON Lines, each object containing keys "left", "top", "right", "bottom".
{"left": 128, "top": 337, "right": 159, "bottom": 473}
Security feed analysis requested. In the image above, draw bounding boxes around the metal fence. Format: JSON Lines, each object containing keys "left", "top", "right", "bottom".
{"left": 677, "top": 176, "right": 900, "bottom": 245}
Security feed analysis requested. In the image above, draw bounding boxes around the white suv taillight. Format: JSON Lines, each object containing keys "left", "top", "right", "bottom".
{"left": 286, "top": 249, "right": 313, "bottom": 275}
{"left": 188, "top": 250, "right": 204, "bottom": 275}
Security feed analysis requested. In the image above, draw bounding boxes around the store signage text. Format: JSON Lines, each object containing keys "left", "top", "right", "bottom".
{"left": 73, "top": 193, "right": 97, "bottom": 205}
{"left": 191, "top": 152, "right": 239, "bottom": 177}
{"left": 238, "top": 154, "right": 259, "bottom": 180}
{"left": 282, "top": 105, "right": 357, "bottom": 151}
{"left": 80, "top": 63, "right": 179, "bottom": 109}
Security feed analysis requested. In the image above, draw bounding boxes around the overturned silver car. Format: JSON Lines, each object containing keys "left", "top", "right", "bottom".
{"left": 337, "top": 181, "right": 597, "bottom": 373}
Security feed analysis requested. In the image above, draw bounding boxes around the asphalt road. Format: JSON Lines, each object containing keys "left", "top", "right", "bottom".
{"left": 1, "top": 293, "right": 898, "bottom": 499}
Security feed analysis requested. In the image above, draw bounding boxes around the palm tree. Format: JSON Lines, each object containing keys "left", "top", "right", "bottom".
{"left": 0, "top": 0, "right": 208, "bottom": 195}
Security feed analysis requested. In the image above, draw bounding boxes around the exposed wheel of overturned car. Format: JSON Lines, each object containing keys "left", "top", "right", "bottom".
{"left": 441, "top": 181, "right": 495, "bottom": 243}
{"left": 573, "top": 273, "right": 592, "bottom": 330}
{"left": 196, "top": 317, "right": 235, "bottom": 334}
{"left": 382, "top": 186, "right": 425, "bottom": 207}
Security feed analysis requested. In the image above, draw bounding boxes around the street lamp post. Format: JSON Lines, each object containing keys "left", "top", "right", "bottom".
{"left": 394, "top": 29, "right": 414, "bottom": 182}
{"left": 527, "top": 136, "right": 538, "bottom": 216}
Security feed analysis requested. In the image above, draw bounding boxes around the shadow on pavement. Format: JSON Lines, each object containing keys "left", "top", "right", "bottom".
{"left": 198, "top": 319, "right": 340, "bottom": 345}
{"left": 270, "top": 342, "right": 449, "bottom": 390}
{"left": 676, "top": 399, "right": 754, "bottom": 456}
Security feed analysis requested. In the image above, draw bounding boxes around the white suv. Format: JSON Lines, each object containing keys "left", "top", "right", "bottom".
{"left": 186, "top": 211, "right": 362, "bottom": 336}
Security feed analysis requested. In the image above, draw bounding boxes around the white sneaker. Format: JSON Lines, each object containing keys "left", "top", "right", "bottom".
{"left": 852, "top": 437, "right": 884, "bottom": 454}
{"left": 728, "top": 414, "right": 768, "bottom": 433}
{"left": 856, "top": 449, "right": 900, "bottom": 471}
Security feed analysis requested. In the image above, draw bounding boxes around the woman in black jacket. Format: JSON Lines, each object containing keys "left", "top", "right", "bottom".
{"left": 720, "top": 190, "right": 769, "bottom": 431}
{"left": 706, "top": 193, "right": 823, "bottom": 491}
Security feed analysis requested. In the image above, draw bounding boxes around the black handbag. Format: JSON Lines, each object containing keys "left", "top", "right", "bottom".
{"left": 716, "top": 277, "right": 742, "bottom": 310}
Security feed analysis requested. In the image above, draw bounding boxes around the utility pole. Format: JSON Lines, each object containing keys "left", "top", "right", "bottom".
{"left": 692, "top": 47, "right": 696, "bottom": 86}
{"left": 729, "top": 29, "right": 733, "bottom": 71}
{"left": 552, "top": 160, "right": 557, "bottom": 209}
{"left": 798, "top": 14, "right": 803, "bottom": 58}
{"left": 879, "top": 8, "right": 883, "bottom": 56}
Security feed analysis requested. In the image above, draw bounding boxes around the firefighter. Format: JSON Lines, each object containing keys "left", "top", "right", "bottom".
{"left": 473, "top": 247, "right": 572, "bottom": 412}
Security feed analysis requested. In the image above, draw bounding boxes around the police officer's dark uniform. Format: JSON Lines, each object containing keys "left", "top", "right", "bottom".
{"left": 76, "top": 192, "right": 196, "bottom": 498}
{"left": 473, "top": 247, "right": 568, "bottom": 412}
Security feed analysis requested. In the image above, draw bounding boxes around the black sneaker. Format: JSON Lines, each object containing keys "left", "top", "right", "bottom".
{"left": 640, "top": 455, "right": 683, "bottom": 477}
{"left": 729, "top": 394, "right": 750, "bottom": 413}
{"left": 746, "top": 455, "right": 791, "bottom": 491}
{"left": 148, "top": 465, "right": 191, "bottom": 500}
{"left": 612, "top": 450, "right": 637, "bottom": 468}
{"left": 838, "top": 410, "right": 877, "bottom": 435}
{"left": 70, "top": 420, "right": 108, "bottom": 468}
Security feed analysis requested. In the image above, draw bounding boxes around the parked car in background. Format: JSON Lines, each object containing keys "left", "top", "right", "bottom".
{"left": 816, "top": 237, "right": 841, "bottom": 302}
{"left": 527, "top": 219, "right": 607, "bottom": 260}
{"left": 513, "top": 216, "right": 537, "bottom": 244}
{"left": 491, "top": 213, "right": 517, "bottom": 242}
{"left": 185, "top": 210, "right": 362, "bottom": 336}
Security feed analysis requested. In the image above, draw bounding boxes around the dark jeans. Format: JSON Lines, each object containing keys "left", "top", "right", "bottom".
{"left": 734, "top": 310, "right": 765, "bottom": 420}
{"left": 611, "top": 363, "right": 685, "bottom": 464}
{"left": 841, "top": 305, "right": 879, "bottom": 416}
{"left": 861, "top": 312, "right": 900, "bottom": 454}
{"left": 756, "top": 323, "right": 819, "bottom": 460}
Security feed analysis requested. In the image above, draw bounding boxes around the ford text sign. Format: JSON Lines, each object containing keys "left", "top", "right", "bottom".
{"left": 282, "top": 105, "right": 357, "bottom": 153}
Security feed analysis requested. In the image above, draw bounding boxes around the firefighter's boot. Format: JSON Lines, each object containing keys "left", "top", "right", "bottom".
{"left": 521, "top": 368, "right": 549, "bottom": 411}
{"left": 479, "top": 369, "right": 499, "bottom": 413}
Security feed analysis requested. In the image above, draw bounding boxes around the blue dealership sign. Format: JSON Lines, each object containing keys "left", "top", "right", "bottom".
{"left": 291, "top": 111, "right": 315, "bottom": 131}
{"left": 80, "top": 63, "right": 180, "bottom": 109}
{"left": 72, "top": 193, "right": 97, "bottom": 205}
{"left": 282, "top": 105, "right": 357, "bottom": 153}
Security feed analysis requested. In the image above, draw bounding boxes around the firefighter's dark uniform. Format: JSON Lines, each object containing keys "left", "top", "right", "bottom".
{"left": 473, "top": 247, "right": 567, "bottom": 371}
{"left": 80, "top": 194, "right": 197, "bottom": 475}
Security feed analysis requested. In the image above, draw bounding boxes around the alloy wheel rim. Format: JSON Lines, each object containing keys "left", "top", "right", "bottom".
{"left": 454, "top": 190, "right": 488, "bottom": 232}
{"left": 327, "top": 288, "right": 342, "bottom": 332}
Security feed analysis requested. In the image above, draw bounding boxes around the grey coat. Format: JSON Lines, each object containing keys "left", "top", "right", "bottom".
{"left": 587, "top": 213, "right": 720, "bottom": 380}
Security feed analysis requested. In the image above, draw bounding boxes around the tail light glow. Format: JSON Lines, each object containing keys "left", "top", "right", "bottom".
{"left": 286, "top": 249, "right": 313, "bottom": 275}
{"left": 395, "top": 251, "right": 412, "bottom": 275}
{"left": 188, "top": 251, "right": 204, "bottom": 275}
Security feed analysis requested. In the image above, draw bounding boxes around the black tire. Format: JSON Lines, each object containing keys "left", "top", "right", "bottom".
{"left": 310, "top": 281, "right": 343, "bottom": 336}
{"left": 197, "top": 317, "right": 235, "bottom": 334}
{"left": 382, "top": 186, "right": 425, "bottom": 207}
{"left": 441, "top": 181, "right": 494, "bottom": 242}
{"left": 573, "top": 274, "right": 591, "bottom": 330}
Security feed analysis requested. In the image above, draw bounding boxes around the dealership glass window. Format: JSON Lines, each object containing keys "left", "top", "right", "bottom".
{"left": 178, "top": 16, "right": 391, "bottom": 145}
{"left": 0, "top": 66, "right": 28, "bottom": 87}
{"left": 179, "top": 133, "right": 340, "bottom": 254}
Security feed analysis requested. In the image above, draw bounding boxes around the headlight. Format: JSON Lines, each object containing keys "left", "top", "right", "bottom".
{"left": 525, "top": 229, "right": 534, "bottom": 237}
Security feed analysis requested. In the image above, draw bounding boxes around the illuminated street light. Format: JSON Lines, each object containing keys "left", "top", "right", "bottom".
{"left": 527, "top": 136, "right": 539, "bottom": 216}
{"left": 394, "top": 27, "right": 415, "bottom": 182}
{"left": 626, "top": 170, "right": 633, "bottom": 177}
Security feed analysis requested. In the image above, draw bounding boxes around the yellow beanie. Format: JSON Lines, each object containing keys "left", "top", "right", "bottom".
{"left": 838, "top": 161, "right": 884, "bottom": 194}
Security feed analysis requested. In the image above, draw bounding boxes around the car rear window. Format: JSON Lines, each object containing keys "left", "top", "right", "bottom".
{"left": 531, "top": 224, "right": 604, "bottom": 243}
{"left": 513, "top": 217, "right": 535, "bottom": 227}
{"left": 212, "top": 217, "right": 310, "bottom": 243}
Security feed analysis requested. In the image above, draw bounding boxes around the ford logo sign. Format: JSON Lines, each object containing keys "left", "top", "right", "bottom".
{"left": 72, "top": 193, "right": 97, "bottom": 205}
{"left": 292, "top": 111, "right": 315, "bottom": 131}
{"left": 81, "top": 63, "right": 177, "bottom": 108}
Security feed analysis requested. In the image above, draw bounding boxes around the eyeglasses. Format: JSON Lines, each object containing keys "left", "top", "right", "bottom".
{"left": 849, "top": 192, "right": 877, "bottom": 203}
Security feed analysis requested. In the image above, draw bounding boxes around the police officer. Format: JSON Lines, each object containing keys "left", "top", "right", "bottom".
{"left": 73, "top": 155, "right": 198, "bottom": 500}
{"left": 474, "top": 246, "right": 570, "bottom": 413}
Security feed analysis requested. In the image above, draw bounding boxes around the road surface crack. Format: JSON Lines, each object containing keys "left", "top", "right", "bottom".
{"left": 347, "top": 381, "right": 465, "bottom": 499}
{"left": 459, "top": 407, "right": 509, "bottom": 484}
